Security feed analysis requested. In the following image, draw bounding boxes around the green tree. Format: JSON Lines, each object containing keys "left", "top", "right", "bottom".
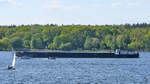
{"left": 59, "top": 42, "right": 72, "bottom": 50}
{"left": 31, "top": 34, "right": 44, "bottom": 49}
{"left": 116, "top": 34, "right": 130, "bottom": 49}
{"left": 84, "top": 37, "right": 100, "bottom": 50}
{"left": 104, "top": 35, "right": 117, "bottom": 50}
{"left": 11, "top": 37, "right": 23, "bottom": 50}
{"left": 0, "top": 23, "right": 150, "bottom": 51}
{"left": 42, "top": 27, "right": 61, "bottom": 48}
{"left": 128, "top": 42, "right": 140, "bottom": 50}
{"left": 23, "top": 32, "right": 32, "bottom": 48}
{"left": 145, "top": 31, "right": 150, "bottom": 50}
{"left": 50, "top": 34, "right": 73, "bottom": 50}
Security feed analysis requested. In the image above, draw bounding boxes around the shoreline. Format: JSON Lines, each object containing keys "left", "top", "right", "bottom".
{"left": 0, "top": 49, "right": 148, "bottom": 52}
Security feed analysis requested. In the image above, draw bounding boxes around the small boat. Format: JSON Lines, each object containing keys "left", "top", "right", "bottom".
{"left": 8, "top": 52, "right": 16, "bottom": 70}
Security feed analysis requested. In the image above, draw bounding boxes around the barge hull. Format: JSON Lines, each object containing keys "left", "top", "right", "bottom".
{"left": 16, "top": 51, "right": 139, "bottom": 58}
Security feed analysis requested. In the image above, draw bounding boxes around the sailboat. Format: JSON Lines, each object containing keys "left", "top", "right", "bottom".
{"left": 8, "top": 51, "right": 16, "bottom": 70}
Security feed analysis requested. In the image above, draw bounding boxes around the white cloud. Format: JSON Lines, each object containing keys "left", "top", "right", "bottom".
{"left": 111, "top": 2, "right": 121, "bottom": 7}
{"left": 42, "top": 0, "right": 80, "bottom": 11}
{"left": 127, "top": 2, "right": 142, "bottom": 6}
{"left": 0, "top": 0, "right": 23, "bottom": 6}
{"left": 64, "top": 5, "right": 80, "bottom": 10}
{"left": 43, "top": 0, "right": 61, "bottom": 9}
{"left": 121, "top": 16, "right": 150, "bottom": 23}
{"left": 111, "top": 2, "right": 143, "bottom": 7}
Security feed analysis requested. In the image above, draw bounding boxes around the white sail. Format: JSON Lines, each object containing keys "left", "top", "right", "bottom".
{"left": 11, "top": 52, "right": 16, "bottom": 68}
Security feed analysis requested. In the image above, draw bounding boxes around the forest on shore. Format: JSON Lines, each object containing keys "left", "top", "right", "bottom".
{"left": 0, "top": 23, "right": 150, "bottom": 51}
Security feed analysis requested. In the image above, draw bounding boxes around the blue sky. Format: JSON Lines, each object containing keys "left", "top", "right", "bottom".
{"left": 0, "top": 0, "right": 150, "bottom": 25}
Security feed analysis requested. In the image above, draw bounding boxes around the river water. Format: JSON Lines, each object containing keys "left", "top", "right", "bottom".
{"left": 0, "top": 51, "right": 150, "bottom": 84}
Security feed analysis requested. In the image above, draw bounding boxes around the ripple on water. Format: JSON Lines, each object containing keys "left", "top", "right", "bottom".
{"left": 0, "top": 52, "right": 150, "bottom": 84}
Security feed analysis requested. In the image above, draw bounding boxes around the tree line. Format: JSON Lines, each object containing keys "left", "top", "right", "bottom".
{"left": 0, "top": 23, "right": 150, "bottom": 51}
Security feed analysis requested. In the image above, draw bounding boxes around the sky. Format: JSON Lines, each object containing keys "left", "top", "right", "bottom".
{"left": 0, "top": 0, "right": 150, "bottom": 25}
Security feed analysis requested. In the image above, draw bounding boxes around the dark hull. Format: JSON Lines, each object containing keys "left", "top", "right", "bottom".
{"left": 16, "top": 51, "right": 139, "bottom": 58}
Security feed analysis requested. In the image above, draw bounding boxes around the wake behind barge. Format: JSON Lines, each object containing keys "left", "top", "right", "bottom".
{"left": 16, "top": 50, "right": 139, "bottom": 58}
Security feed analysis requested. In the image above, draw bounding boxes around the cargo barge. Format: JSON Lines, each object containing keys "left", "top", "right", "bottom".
{"left": 7, "top": 50, "right": 139, "bottom": 70}
{"left": 16, "top": 50, "right": 139, "bottom": 58}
